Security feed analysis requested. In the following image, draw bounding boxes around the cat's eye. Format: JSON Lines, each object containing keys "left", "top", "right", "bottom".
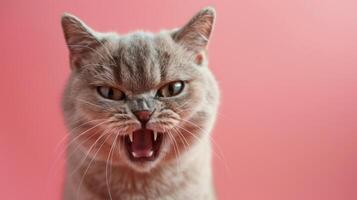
{"left": 97, "top": 86, "right": 125, "bottom": 101}
{"left": 157, "top": 81, "right": 185, "bottom": 98}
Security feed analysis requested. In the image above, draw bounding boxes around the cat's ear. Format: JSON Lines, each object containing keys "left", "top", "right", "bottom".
{"left": 172, "top": 7, "right": 216, "bottom": 51}
{"left": 61, "top": 13, "right": 99, "bottom": 57}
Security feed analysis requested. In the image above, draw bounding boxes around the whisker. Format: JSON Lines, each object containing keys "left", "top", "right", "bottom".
{"left": 172, "top": 127, "right": 190, "bottom": 153}
{"left": 69, "top": 127, "right": 112, "bottom": 178}
{"left": 175, "top": 122, "right": 231, "bottom": 175}
{"left": 66, "top": 119, "right": 111, "bottom": 150}
{"left": 49, "top": 119, "right": 111, "bottom": 177}
{"left": 162, "top": 126, "right": 182, "bottom": 172}
{"left": 106, "top": 132, "right": 119, "bottom": 200}
{"left": 75, "top": 128, "right": 114, "bottom": 199}
{"left": 178, "top": 118, "right": 227, "bottom": 161}
{"left": 54, "top": 118, "right": 108, "bottom": 152}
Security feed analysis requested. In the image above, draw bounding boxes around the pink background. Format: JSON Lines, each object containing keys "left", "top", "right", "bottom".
{"left": 1, "top": 0, "right": 357, "bottom": 199}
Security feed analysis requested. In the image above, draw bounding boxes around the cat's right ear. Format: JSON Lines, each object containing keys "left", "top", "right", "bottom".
{"left": 61, "top": 13, "right": 99, "bottom": 64}
{"left": 172, "top": 7, "right": 216, "bottom": 52}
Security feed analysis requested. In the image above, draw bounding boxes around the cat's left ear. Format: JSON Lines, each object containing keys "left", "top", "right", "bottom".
{"left": 172, "top": 7, "right": 216, "bottom": 52}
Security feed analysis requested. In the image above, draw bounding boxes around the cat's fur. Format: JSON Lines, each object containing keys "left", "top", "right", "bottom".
{"left": 61, "top": 7, "right": 219, "bottom": 200}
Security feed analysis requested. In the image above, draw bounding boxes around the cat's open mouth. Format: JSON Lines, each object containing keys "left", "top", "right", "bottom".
{"left": 124, "top": 129, "right": 163, "bottom": 161}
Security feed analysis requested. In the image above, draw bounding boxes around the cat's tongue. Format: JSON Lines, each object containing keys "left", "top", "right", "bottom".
{"left": 131, "top": 129, "right": 153, "bottom": 158}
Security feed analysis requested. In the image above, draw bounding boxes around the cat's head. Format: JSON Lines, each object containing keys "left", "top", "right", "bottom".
{"left": 61, "top": 7, "right": 219, "bottom": 172}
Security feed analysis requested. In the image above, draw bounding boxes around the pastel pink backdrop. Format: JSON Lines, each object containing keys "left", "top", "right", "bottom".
{"left": 1, "top": 0, "right": 357, "bottom": 200}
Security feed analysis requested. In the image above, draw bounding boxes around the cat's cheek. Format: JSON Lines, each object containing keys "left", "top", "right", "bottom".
{"left": 177, "top": 86, "right": 206, "bottom": 119}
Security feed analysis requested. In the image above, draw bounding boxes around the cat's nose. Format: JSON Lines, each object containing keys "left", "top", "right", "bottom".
{"left": 133, "top": 110, "right": 153, "bottom": 125}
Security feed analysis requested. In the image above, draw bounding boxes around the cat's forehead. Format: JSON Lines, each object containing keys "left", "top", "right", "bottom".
{"left": 102, "top": 32, "right": 196, "bottom": 94}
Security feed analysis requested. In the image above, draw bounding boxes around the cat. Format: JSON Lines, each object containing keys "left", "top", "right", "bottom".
{"left": 61, "top": 7, "right": 219, "bottom": 200}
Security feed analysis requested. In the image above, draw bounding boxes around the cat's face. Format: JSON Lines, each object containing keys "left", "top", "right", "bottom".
{"left": 62, "top": 8, "right": 219, "bottom": 172}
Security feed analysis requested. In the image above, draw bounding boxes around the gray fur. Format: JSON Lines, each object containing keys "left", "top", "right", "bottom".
{"left": 61, "top": 7, "right": 219, "bottom": 200}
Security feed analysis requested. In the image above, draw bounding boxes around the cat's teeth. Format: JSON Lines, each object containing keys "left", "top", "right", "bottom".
{"left": 132, "top": 150, "right": 153, "bottom": 158}
{"left": 153, "top": 131, "right": 158, "bottom": 141}
{"left": 132, "top": 152, "right": 138, "bottom": 158}
{"left": 129, "top": 133, "right": 133, "bottom": 142}
{"left": 148, "top": 150, "right": 154, "bottom": 157}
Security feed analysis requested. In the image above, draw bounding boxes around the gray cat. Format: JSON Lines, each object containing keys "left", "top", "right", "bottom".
{"left": 61, "top": 7, "right": 220, "bottom": 200}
